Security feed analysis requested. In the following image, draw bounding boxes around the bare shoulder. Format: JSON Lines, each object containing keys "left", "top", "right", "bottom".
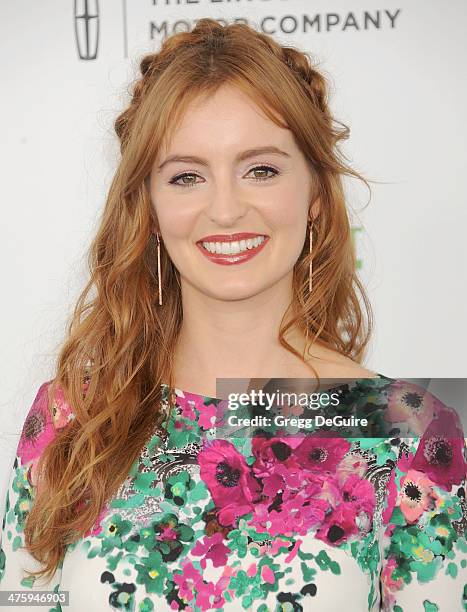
{"left": 307, "top": 342, "right": 377, "bottom": 379}
{"left": 333, "top": 362, "right": 377, "bottom": 379}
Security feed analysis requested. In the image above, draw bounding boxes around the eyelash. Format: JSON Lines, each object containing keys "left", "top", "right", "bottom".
{"left": 168, "top": 165, "right": 280, "bottom": 188}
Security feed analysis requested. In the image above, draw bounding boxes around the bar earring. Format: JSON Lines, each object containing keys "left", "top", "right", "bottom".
{"left": 309, "top": 219, "right": 314, "bottom": 293}
{"left": 156, "top": 231, "right": 162, "bottom": 306}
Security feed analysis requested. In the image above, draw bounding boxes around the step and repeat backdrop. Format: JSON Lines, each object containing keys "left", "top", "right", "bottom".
{"left": 1, "top": 1, "right": 466, "bottom": 504}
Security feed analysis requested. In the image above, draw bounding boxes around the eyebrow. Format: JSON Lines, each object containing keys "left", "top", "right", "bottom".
{"left": 156, "top": 146, "right": 291, "bottom": 171}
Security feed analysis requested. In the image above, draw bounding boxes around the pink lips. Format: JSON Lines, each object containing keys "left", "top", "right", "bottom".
{"left": 197, "top": 232, "right": 266, "bottom": 243}
{"left": 196, "top": 234, "right": 269, "bottom": 266}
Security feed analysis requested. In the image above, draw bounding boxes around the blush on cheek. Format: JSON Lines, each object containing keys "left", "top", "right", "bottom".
{"left": 154, "top": 196, "right": 204, "bottom": 241}
{"left": 260, "top": 183, "right": 309, "bottom": 227}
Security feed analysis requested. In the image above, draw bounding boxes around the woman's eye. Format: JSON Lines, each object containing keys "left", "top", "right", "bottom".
{"left": 168, "top": 165, "right": 279, "bottom": 188}
{"left": 247, "top": 165, "right": 280, "bottom": 181}
{"left": 168, "top": 172, "right": 200, "bottom": 188}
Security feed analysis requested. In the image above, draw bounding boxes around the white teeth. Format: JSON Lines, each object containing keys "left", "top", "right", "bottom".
{"left": 201, "top": 236, "right": 266, "bottom": 254}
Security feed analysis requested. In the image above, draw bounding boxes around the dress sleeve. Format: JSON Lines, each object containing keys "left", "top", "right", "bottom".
{"left": 380, "top": 401, "right": 467, "bottom": 611}
{"left": 0, "top": 380, "right": 74, "bottom": 593}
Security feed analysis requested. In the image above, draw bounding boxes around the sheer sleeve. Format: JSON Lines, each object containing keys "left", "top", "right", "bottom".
{"left": 0, "top": 381, "right": 74, "bottom": 592}
{"left": 380, "top": 401, "right": 467, "bottom": 611}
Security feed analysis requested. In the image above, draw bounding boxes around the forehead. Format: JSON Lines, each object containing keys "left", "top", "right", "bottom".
{"left": 158, "top": 84, "right": 292, "bottom": 157}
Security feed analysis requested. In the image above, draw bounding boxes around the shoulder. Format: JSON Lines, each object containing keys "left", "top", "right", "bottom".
{"left": 307, "top": 343, "right": 378, "bottom": 379}
{"left": 380, "top": 384, "right": 466, "bottom": 609}
{"left": 16, "top": 380, "right": 76, "bottom": 469}
{"left": 380, "top": 378, "right": 466, "bottom": 489}
{"left": 380, "top": 377, "right": 464, "bottom": 437}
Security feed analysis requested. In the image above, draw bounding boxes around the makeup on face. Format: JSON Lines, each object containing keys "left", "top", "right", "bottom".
{"left": 196, "top": 232, "right": 270, "bottom": 266}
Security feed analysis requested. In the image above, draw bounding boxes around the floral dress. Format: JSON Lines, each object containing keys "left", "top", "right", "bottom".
{"left": 0, "top": 374, "right": 466, "bottom": 611}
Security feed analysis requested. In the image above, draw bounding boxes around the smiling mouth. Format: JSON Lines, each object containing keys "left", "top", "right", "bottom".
{"left": 199, "top": 235, "right": 267, "bottom": 255}
{"left": 196, "top": 235, "right": 270, "bottom": 265}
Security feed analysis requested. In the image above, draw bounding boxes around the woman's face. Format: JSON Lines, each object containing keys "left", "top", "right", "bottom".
{"left": 149, "top": 84, "right": 317, "bottom": 301}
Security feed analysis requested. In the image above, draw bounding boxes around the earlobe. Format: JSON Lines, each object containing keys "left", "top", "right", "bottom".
{"left": 309, "top": 197, "right": 321, "bottom": 221}
{"left": 144, "top": 175, "right": 152, "bottom": 193}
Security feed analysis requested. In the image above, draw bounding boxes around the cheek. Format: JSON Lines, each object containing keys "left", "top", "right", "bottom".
{"left": 153, "top": 194, "right": 200, "bottom": 240}
{"left": 260, "top": 184, "right": 309, "bottom": 230}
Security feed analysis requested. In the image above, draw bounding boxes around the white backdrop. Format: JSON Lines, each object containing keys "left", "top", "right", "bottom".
{"left": 1, "top": 1, "right": 466, "bottom": 512}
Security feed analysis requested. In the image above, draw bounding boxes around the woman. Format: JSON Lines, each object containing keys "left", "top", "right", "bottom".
{"left": 1, "top": 18, "right": 465, "bottom": 612}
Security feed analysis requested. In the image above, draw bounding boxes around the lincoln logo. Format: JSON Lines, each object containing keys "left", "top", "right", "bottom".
{"left": 74, "top": 0, "right": 100, "bottom": 60}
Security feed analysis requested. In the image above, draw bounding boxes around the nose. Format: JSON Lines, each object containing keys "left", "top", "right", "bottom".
{"left": 205, "top": 178, "right": 248, "bottom": 227}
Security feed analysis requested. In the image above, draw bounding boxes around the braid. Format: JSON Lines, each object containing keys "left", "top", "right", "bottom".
{"left": 114, "top": 19, "right": 331, "bottom": 152}
{"left": 247, "top": 27, "right": 330, "bottom": 115}
{"left": 114, "top": 51, "right": 162, "bottom": 151}
{"left": 113, "top": 32, "right": 187, "bottom": 151}
{"left": 280, "top": 46, "right": 329, "bottom": 115}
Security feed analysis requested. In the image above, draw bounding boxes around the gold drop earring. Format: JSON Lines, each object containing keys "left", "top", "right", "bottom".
{"left": 156, "top": 231, "right": 162, "bottom": 306}
{"left": 308, "top": 218, "right": 314, "bottom": 293}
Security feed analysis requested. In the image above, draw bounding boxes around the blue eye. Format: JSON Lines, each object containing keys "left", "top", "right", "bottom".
{"left": 168, "top": 165, "right": 280, "bottom": 188}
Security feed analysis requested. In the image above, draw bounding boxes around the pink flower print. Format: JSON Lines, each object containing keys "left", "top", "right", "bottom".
{"left": 295, "top": 434, "right": 351, "bottom": 473}
{"left": 198, "top": 403, "right": 217, "bottom": 430}
{"left": 50, "top": 383, "right": 75, "bottom": 430}
{"left": 251, "top": 485, "right": 327, "bottom": 537}
{"left": 217, "top": 502, "right": 255, "bottom": 527}
{"left": 381, "top": 556, "right": 404, "bottom": 595}
{"left": 261, "top": 565, "right": 275, "bottom": 584}
{"left": 261, "top": 471, "right": 285, "bottom": 500}
{"left": 158, "top": 525, "right": 178, "bottom": 541}
{"left": 284, "top": 538, "right": 302, "bottom": 563}
{"left": 311, "top": 473, "right": 341, "bottom": 507}
{"left": 251, "top": 436, "right": 296, "bottom": 477}
{"left": 398, "top": 469, "right": 439, "bottom": 523}
{"left": 198, "top": 439, "right": 261, "bottom": 526}
{"left": 410, "top": 405, "right": 466, "bottom": 490}
{"left": 191, "top": 532, "right": 231, "bottom": 568}
{"left": 385, "top": 380, "right": 438, "bottom": 435}
{"left": 280, "top": 467, "right": 323, "bottom": 503}
{"left": 340, "top": 474, "right": 376, "bottom": 517}
{"left": 195, "top": 579, "right": 226, "bottom": 611}
{"left": 250, "top": 502, "right": 285, "bottom": 535}
{"left": 273, "top": 461, "right": 313, "bottom": 490}
{"left": 267, "top": 538, "right": 288, "bottom": 556}
{"left": 220, "top": 565, "right": 236, "bottom": 579}
{"left": 382, "top": 468, "right": 398, "bottom": 524}
{"left": 383, "top": 448, "right": 416, "bottom": 523}
{"left": 283, "top": 493, "right": 328, "bottom": 536}
{"left": 246, "top": 562, "right": 257, "bottom": 577}
{"left": 173, "top": 561, "right": 203, "bottom": 602}
{"left": 17, "top": 382, "right": 56, "bottom": 465}
{"left": 180, "top": 391, "right": 212, "bottom": 416}
{"left": 260, "top": 461, "right": 320, "bottom": 503}
{"left": 315, "top": 502, "right": 358, "bottom": 545}
{"left": 180, "top": 402, "right": 196, "bottom": 421}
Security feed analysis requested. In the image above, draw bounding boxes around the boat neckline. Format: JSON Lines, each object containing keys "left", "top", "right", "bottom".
{"left": 161, "top": 372, "right": 394, "bottom": 402}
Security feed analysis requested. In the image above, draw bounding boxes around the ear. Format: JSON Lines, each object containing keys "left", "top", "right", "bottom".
{"left": 309, "top": 197, "right": 320, "bottom": 222}
{"left": 149, "top": 217, "right": 159, "bottom": 235}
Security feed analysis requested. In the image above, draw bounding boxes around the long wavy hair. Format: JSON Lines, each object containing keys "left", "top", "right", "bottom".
{"left": 22, "top": 17, "right": 374, "bottom": 581}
